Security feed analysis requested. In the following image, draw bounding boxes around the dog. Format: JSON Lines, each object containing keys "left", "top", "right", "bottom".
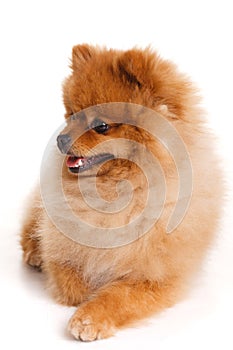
{"left": 20, "top": 45, "right": 223, "bottom": 341}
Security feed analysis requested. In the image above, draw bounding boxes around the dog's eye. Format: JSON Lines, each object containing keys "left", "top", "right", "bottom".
{"left": 91, "top": 119, "right": 109, "bottom": 134}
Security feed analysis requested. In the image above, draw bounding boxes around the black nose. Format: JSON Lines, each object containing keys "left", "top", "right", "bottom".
{"left": 57, "top": 134, "right": 72, "bottom": 154}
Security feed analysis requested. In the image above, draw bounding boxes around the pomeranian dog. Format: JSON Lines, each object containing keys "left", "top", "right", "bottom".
{"left": 20, "top": 45, "right": 223, "bottom": 341}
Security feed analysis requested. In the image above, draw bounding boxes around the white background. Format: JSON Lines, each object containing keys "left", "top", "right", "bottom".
{"left": 0, "top": 0, "right": 233, "bottom": 349}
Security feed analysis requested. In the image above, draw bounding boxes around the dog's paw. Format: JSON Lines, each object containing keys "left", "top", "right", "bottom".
{"left": 68, "top": 305, "right": 116, "bottom": 341}
{"left": 23, "top": 247, "right": 42, "bottom": 270}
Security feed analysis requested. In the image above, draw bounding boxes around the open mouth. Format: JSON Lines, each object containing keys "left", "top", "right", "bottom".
{"left": 66, "top": 153, "right": 115, "bottom": 173}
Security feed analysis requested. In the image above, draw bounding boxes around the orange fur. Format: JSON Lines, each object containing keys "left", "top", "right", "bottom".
{"left": 46, "top": 261, "right": 89, "bottom": 306}
{"left": 20, "top": 45, "right": 223, "bottom": 341}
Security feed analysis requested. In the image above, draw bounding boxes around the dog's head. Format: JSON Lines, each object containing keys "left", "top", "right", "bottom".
{"left": 58, "top": 45, "right": 197, "bottom": 176}
{"left": 57, "top": 105, "right": 152, "bottom": 176}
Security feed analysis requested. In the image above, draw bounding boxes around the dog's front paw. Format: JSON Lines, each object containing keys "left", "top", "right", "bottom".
{"left": 68, "top": 305, "right": 116, "bottom": 341}
{"left": 23, "top": 243, "right": 42, "bottom": 270}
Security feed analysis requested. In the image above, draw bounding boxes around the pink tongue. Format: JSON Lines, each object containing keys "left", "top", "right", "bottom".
{"left": 66, "top": 156, "right": 84, "bottom": 168}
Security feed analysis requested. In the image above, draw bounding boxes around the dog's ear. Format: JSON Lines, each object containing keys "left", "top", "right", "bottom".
{"left": 117, "top": 48, "right": 198, "bottom": 119}
{"left": 117, "top": 48, "right": 156, "bottom": 88}
{"left": 71, "top": 44, "right": 93, "bottom": 70}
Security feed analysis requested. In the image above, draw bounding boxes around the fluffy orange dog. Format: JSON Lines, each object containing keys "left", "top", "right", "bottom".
{"left": 21, "top": 45, "right": 223, "bottom": 341}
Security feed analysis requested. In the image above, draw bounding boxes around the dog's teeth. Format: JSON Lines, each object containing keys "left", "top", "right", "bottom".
{"left": 74, "top": 159, "right": 84, "bottom": 167}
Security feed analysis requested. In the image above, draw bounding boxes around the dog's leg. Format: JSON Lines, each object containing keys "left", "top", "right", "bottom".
{"left": 20, "top": 189, "right": 43, "bottom": 269}
{"left": 45, "top": 262, "right": 89, "bottom": 306}
{"left": 68, "top": 278, "right": 180, "bottom": 341}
